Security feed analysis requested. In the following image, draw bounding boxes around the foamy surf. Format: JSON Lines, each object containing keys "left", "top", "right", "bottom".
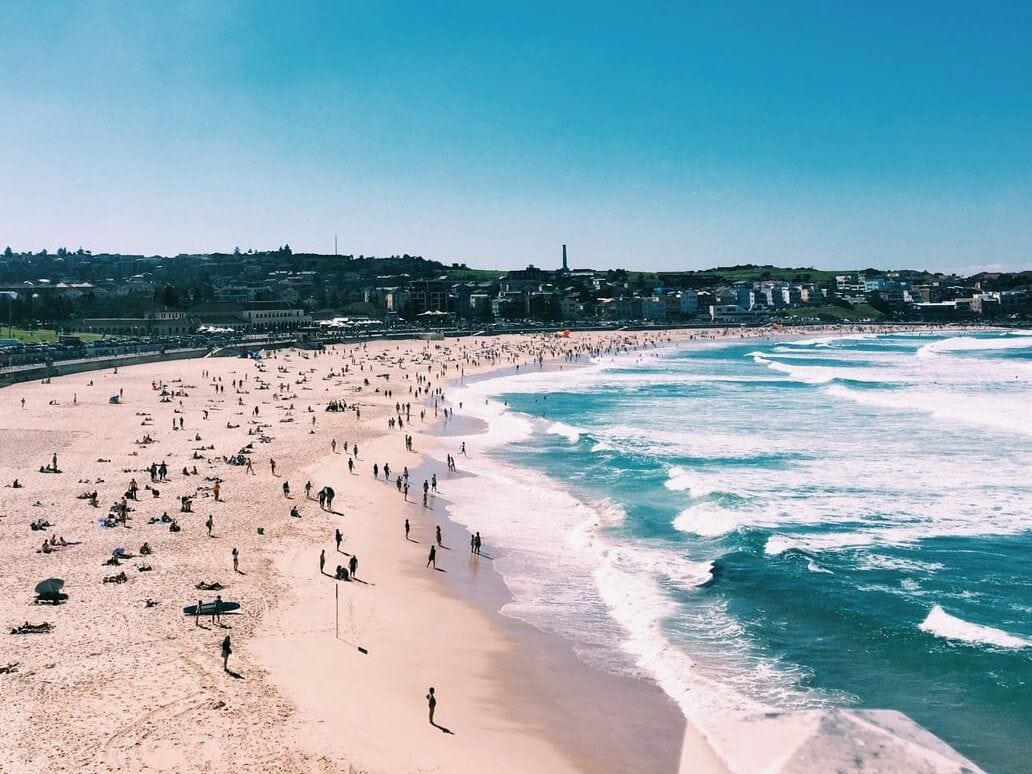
{"left": 919, "top": 605, "right": 1031, "bottom": 650}
{"left": 665, "top": 466, "right": 716, "bottom": 497}
{"left": 546, "top": 421, "right": 583, "bottom": 444}
{"left": 444, "top": 330, "right": 1032, "bottom": 773}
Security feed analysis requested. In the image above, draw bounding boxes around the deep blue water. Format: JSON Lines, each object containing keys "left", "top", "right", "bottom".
{"left": 446, "top": 331, "right": 1032, "bottom": 772}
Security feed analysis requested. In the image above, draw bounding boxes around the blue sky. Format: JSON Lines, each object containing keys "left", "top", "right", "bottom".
{"left": 2, "top": 1, "right": 1031, "bottom": 272}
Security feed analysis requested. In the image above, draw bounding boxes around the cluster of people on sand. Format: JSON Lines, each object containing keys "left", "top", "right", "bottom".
{"left": 331, "top": 553, "right": 358, "bottom": 581}
{"left": 38, "top": 535, "right": 70, "bottom": 553}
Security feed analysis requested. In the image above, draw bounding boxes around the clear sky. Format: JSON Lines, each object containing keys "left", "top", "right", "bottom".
{"left": 2, "top": 1, "right": 1031, "bottom": 272}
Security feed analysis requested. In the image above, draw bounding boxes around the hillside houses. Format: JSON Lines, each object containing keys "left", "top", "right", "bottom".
{"left": 1, "top": 247, "right": 1029, "bottom": 332}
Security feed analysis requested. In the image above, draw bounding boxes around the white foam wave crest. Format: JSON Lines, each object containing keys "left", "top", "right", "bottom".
{"left": 591, "top": 545, "right": 771, "bottom": 720}
{"left": 806, "top": 560, "right": 833, "bottom": 574}
{"left": 855, "top": 554, "right": 945, "bottom": 573}
{"left": 783, "top": 333, "right": 880, "bottom": 347}
{"left": 598, "top": 426, "right": 807, "bottom": 461}
{"left": 546, "top": 421, "right": 582, "bottom": 444}
{"left": 764, "top": 535, "right": 800, "bottom": 556}
{"left": 665, "top": 466, "right": 716, "bottom": 497}
{"left": 917, "top": 333, "right": 1032, "bottom": 358}
{"left": 919, "top": 605, "right": 1031, "bottom": 649}
{"left": 824, "top": 384, "right": 1032, "bottom": 437}
{"left": 766, "top": 532, "right": 887, "bottom": 555}
{"left": 753, "top": 354, "right": 894, "bottom": 385}
{"left": 674, "top": 503, "right": 745, "bottom": 537}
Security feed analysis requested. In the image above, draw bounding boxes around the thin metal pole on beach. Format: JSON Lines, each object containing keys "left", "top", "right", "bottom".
{"left": 334, "top": 583, "right": 368, "bottom": 654}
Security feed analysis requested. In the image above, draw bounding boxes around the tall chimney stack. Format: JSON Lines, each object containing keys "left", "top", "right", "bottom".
{"left": 562, "top": 244, "right": 568, "bottom": 271}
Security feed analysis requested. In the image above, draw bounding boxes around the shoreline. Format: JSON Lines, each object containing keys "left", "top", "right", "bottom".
{"left": 0, "top": 326, "right": 990, "bottom": 773}
{"left": 420, "top": 398, "right": 718, "bottom": 773}
{"left": 423, "top": 331, "right": 993, "bottom": 773}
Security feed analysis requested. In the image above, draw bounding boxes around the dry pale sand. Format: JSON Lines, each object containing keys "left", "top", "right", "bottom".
{"left": 0, "top": 330, "right": 729, "bottom": 774}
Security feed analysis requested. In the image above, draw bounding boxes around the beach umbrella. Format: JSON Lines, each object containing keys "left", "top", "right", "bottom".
{"left": 34, "top": 578, "right": 64, "bottom": 596}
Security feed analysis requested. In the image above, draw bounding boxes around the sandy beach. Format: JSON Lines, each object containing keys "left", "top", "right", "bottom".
{"left": 0, "top": 324, "right": 985, "bottom": 773}
{"left": 0, "top": 329, "right": 735, "bottom": 774}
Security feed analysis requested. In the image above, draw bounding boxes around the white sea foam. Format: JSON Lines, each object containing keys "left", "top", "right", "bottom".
{"left": 855, "top": 554, "right": 945, "bottom": 573}
{"left": 919, "top": 605, "right": 1031, "bottom": 649}
{"left": 783, "top": 333, "right": 880, "bottom": 347}
{"left": 754, "top": 355, "right": 897, "bottom": 385}
{"left": 546, "top": 421, "right": 582, "bottom": 444}
{"left": 665, "top": 466, "right": 716, "bottom": 497}
{"left": 824, "top": 384, "right": 1032, "bottom": 437}
{"left": 764, "top": 535, "right": 799, "bottom": 556}
{"left": 917, "top": 333, "right": 1032, "bottom": 358}
{"left": 674, "top": 503, "right": 745, "bottom": 537}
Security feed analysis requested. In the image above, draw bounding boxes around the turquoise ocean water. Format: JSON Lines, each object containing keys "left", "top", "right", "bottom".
{"left": 445, "top": 331, "right": 1031, "bottom": 772}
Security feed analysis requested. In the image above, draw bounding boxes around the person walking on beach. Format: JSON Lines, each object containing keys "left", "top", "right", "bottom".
{"left": 335, "top": 528, "right": 342, "bottom": 552}
{"left": 347, "top": 457, "right": 354, "bottom": 474}
{"left": 221, "top": 635, "right": 232, "bottom": 671}
{"left": 348, "top": 554, "right": 358, "bottom": 579}
{"left": 426, "top": 687, "right": 437, "bottom": 725}
{"left": 324, "top": 486, "right": 335, "bottom": 511}
{"left": 212, "top": 482, "right": 220, "bottom": 502}
{"left": 470, "top": 534, "right": 476, "bottom": 554}
{"left": 373, "top": 463, "right": 379, "bottom": 479}
{"left": 320, "top": 549, "right": 326, "bottom": 575}
{"left": 435, "top": 525, "right": 442, "bottom": 547}
{"left": 404, "top": 519, "right": 411, "bottom": 540}
{"left": 212, "top": 594, "right": 223, "bottom": 626}
{"left": 283, "top": 481, "right": 290, "bottom": 498}
{"left": 305, "top": 480, "right": 312, "bottom": 499}
{"left": 269, "top": 459, "right": 277, "bottom": 476}
{"left": 427, "top": 545, "right": 437, "bottom": 569}
{"left": 232, "top": 547, "right": 239, "bottom": 573}
{"left": 245, "top": 458, "right": 254, "bottom": 475}
{"left": 474, "top": 532, "right": 482, "bottom": 555}
{"left": 206, "top": 515, "right": 214, "bottom": 537}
